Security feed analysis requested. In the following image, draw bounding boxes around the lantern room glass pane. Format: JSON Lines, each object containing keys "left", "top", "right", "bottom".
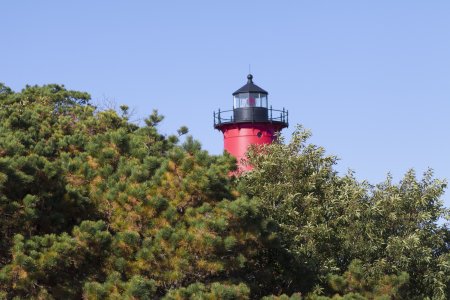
{"left": 233, "top": 96, "right": 239, "bottom": 108}
{"left": 248, "top": 93, "right": 258, "bottom": 107}
{"left": 233, "top": 93, "right": 268, "bottom": 108}
{"left": 261, "top": 95, "right": 268, "bottom": 108}
{"left": 240, "top": 94, "right": 248, "bottom": 107}
{"left": 234, "top": 93, "right": 268, "bottom": 108}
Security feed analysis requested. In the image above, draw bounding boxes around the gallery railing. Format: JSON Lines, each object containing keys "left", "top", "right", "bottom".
{"left": 214, "top": 106, "right": 288, "bottom": 129}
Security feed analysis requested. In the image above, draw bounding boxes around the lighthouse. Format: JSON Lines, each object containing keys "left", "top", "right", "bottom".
{"left": 214, "top": 74, "right": 288, "bottom": 171}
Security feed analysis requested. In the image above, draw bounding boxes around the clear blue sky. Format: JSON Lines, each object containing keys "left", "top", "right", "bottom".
{"left": 2, "top": 1, "right": 449, "bottom": 206}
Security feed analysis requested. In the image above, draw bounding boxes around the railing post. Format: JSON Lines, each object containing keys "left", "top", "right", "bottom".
{"left": 270, "top": 105, "right": 273, "bottom": 120}
{"left": 218, "top": 108, "right": 221, "bottom": 124}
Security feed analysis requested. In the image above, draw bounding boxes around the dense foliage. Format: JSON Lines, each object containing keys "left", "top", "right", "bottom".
{"left": 0, "top": 84, "right": 448, "bottom": 299}
{"left": 240, "top": 127, "right": 450, "bottom": 299}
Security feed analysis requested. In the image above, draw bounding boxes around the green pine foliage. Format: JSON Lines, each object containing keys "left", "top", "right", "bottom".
{"left": 163, "top": 282, "right": 250, "bottom": 300}
{"left": 0, "top": 84, "right": 276, "bottom": 298}
{"left": 0, "top": 84, "right": 449, "bottom": 299}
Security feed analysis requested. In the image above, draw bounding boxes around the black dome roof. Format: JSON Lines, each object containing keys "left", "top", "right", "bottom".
{"left": 232, "top": 74, "right": 268, "bottom": 96}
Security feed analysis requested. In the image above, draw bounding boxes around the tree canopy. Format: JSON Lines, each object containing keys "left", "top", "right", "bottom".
{"left": 0, "top": 83, "right": 448, "bottom": 299}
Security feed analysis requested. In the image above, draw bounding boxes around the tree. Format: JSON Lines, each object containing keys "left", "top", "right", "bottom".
{"left": 0, "top": 84, "right": 279, "bottom": 298}
{"left": 239, "top": 126, "right": 450, "bottom": 299}
{"left": 0, "top": 84, "right": 448, "bottom": 299}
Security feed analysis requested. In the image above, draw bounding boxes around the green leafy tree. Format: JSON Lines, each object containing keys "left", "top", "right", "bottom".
{"left": 239, "top": 126, "right": 450, "bottom": 299}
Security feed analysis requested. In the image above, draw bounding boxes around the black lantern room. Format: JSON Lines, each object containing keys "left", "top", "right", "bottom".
{"left": 214, "top": 74, "right": 288, "bottom": 128}
{"left": 232, "top": 74, "right": 269, "bottom": 122}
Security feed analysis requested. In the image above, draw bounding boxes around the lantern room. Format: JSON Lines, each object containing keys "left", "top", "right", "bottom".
{"left": 232, "top": 74, "right": 269, "bottom": 123}
{"left": 214, "top": 74, "right": 288, "bottom": 127}
{"left": 233, "top": 74, "right": 268, "bottom": 109}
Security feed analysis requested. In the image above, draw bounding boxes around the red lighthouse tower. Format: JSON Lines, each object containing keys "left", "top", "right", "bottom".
{"left": 214, "top": 74, "right": 288, "bottom": 171}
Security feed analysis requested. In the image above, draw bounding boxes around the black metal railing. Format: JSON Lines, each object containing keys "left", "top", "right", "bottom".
{"left": 214, "top": 106, "right": 288, "bottom": 128}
